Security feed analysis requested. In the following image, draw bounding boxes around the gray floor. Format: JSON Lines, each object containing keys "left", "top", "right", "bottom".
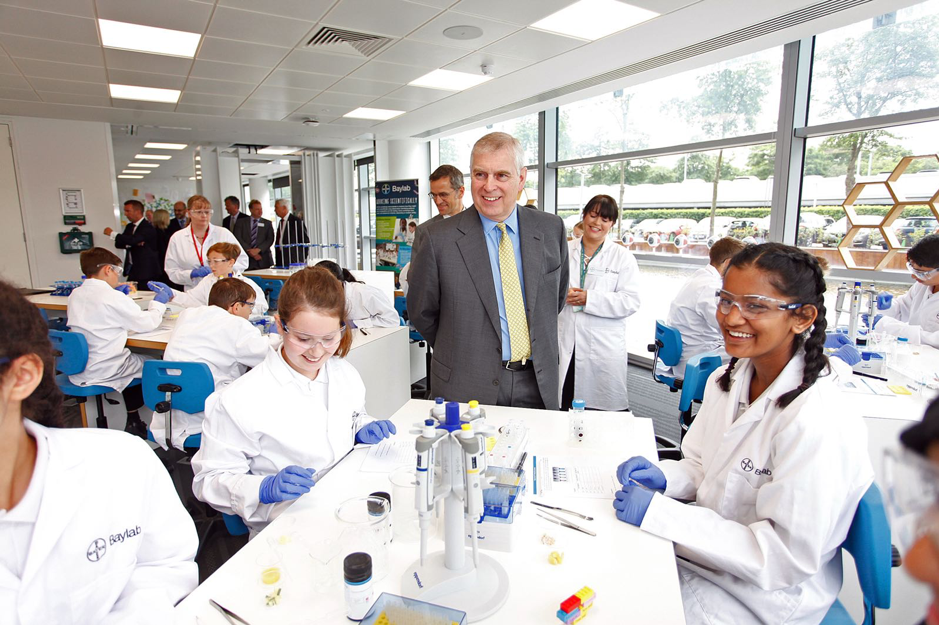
{"left": 627, "top": 362, "right": 685, "bottom": 444}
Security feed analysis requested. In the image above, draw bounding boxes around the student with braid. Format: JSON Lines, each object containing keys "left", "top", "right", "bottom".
{"left": 612, "top": 243, "right": 874, "bottom": 625}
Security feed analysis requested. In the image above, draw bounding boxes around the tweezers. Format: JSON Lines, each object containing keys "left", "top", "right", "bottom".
{"left": 536, "top": 510, "right": 596, "bottom": 536}
{"left": 531, "top": 500, "right": 594, "bottom": 521}
{"left": 210, "top": 599, "right": 253, "bottom": 625}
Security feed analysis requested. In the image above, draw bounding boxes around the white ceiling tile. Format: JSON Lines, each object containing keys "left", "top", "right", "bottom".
{"left": 0, "top": 73, "right": 28, "bottom": 89}
{"left": 481, "top": 27, "right": 585, "bottom": 60}
{"left": 451, "top": 0, "right": 578, "bottom": 26}
{"left": 240, "top": 97, "right": 301, "bottom": 114}
{"left": 262, "top": 69, "right": 336, "bottom": 91}
{"left": 383, "top": 84, "right": 450, "bottom": 104}
{"left": 375, "top": 39, "right": 467, "bottom": 68}
{"left": 178, "top": 91, "right": 245, "bottom": 107}
{"left": 251, "top": 83, "right": 320, "bottom": 103}
{"left": 0, "top": 87, "right": 39, "bottom": 101}
{"left": 0, "top": 0, "right": 94, "bottom": 18}
{"left": 184, "top": 76, "right": 257, "bottom": 96}
{"left": 96, "top": 0, "right": 213, "bottom": 34}
{"left": 0, "top": 56, "right": 18, "bottom": 75}
{"left": 328, "top": 77, "right": 397, "bottom": 97}
{"left": 190, "top": 59, "right": 271, "bottom": 83}
{"left": 217, "top": 0, "right": 334, "bottom": 22}
{"left": 327, "top": 116, "right": 380, "bottom": 128}
{"left": 322, "top": 0, "right": 441, "bottom": 38}
{"left": 104, "top": 49, "right": 193, "bottom": 76}
{"left": 37, "top": 91, "right": 111, "bottom": 106}
{"left": 443, "top": 51, "right": 530, "bottom": 77}
{"left": 197, "top": 37, "right": 290, "bottom": 67}
{"left": 277, "top": 49, "right": 367, "bottom": 76}
{"left": 348, "top": 60, "right": 428, "bottom": 84}
{"left": 366, "top": 95, "right": 423, "bottom": 112}
{"left": 408, "top": 12, "right": 520, "bottom": 50}
{"left": 0, "top": 6, "right": 99, "bottom": 46}
{"left": 282, "top": 112, "right": 342, "bottom": 124}
{"left": 108, "top": 69, "right": 186, "bottom": 90}
{"left": 407, "top": 0, "right": 457, "bottom": 8}
{"left": 114, "top": 100, "right": 177, "bottom": 112}
{"left": 630, "top": 0, "right": 697, "bottom": 13}
{"left": 28, "top": 77, "right": 108, "bottom": 95}
{"left": 206, "top": 6, "right": 314, "bottom": 48}
{"left": 311, "top": 91, "right": 374, "bottom": 107}
{"left": 0, "top": 34, "right": 103, "bottom": 66}
{"left": 175, "top": 103, "right": 237, "bottom": 116}
{"left": 14, "top": 58, "right": 105, "bottom": 82}
{"left": 231, "top": 108, "right": 290, "bottom": 121}
{"left": 293, "top": 101, "right": 354, "bottom": 117}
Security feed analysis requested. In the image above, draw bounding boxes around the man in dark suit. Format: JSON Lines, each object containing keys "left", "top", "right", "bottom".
{"left": 167, "top": 201, "right": 187, "bottom": 237}
{"left": 222, "top": 196, "right": 243, "bottom": 232}
{"left": 103, "top": 199, "right": 161, "bottom": 290}
{"left": 273, "top": 199, "right": 310, "bottom": 267}
{"left": 412, "top": 165, "right": 464, "bottom": 258}
{"left": 234, "top": 199, "right": 274, "bottom": 269}
{"left": 408, "top": 132, "right": 569, "bottom": 410}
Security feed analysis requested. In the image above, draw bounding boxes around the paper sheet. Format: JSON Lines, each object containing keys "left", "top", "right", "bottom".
{"left": 532, "top": 455, "right": 621, "bottom": 499}
{"left": 128, "top": 325, "right": 172, "bottom": 339}
{"left": 358, "top": 438, "right": 416, "bottom": 473}
{"left": 841, "top": 376, "right": 895, "bottom": 396}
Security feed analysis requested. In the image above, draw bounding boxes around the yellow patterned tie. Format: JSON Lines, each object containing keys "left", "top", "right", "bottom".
{"left": 496, "top": 223, "right": 531, "bottom": 362}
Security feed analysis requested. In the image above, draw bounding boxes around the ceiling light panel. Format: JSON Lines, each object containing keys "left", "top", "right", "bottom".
{"left": 122, "top": 169, "right": 150, "bottom": 173}
{"left": 99, "top": 19, "right": 201, "bottom": 58}
{"left": 343, "top": 107, "right": 404, "bottom": 121}
{"left": 144, "top": 142, "right": 188, "bottom": 150}
{"left": 530, "top": 0, "right": 659, "bottom": 40}
{"left": 409, "top": 69, "right": 492, "bottom": 91}
{"left": 257, "top": 147, "right": 300, "bottom": 155}
{"left": 128, "top": 163, "right": 159, "bottom": 168}
{"left": 118, "top": 175, "right": 144, "bottom": 179}
{"left": 110, "top": 84, "right": 181, "bottom": 103}
{"left": 135, "top": 154, "right": 172, "bottom": 160}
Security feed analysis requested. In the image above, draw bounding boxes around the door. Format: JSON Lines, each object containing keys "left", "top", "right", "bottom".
{"left": 0, "top": 124, "right": 31, "bottom": 287}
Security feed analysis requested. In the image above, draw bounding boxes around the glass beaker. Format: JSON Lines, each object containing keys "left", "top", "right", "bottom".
{"left": 308, "top": 537, "right": 342, "bottom": 594}
{"left": 335, "top": 496, "right": 390, "bottom": 581}
{"left": 389, "top": 466, "right": 422, "bottom": 543}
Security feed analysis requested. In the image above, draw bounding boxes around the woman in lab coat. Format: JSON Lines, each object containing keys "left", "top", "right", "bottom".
{"left": 557, "top": 195, "right": 640, "bottom": 411}
{"left": 0, "top": 279, "right": 197, "bottom": 625}
{"left": 613, "top": 243, "right": 874, "bottom": 625}
{"left": 316, "top": 260, "right": 400, "bottom": 329}
{"left": 170, "top": 241, "right": 268, "bottom": 317}
{"left": 192, "top": 267, "right": 397, "bottom": 533}
{"left": 874, "top": 233, "right": 939, "bottom": 348}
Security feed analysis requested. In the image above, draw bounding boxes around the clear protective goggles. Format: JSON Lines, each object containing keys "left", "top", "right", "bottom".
{"left": 96, "top": 263, "right": 123, "bottom": 274}
{"left": 282, "top": 323, "right": 345, "bottom": 350}
{"left": 207, "top": 257, "right": 234, "bottom": 265}
{"left": 907, "top": 261, "right": 939, "bottom": 281}
{"left": 884, "top": 447, "right": 939, "bottom": 554}
{"left": 189, "top": 209, "right": 212, "bottom": 216}
{"left": 714, "top": 289, "right": 807, "bottom": 320}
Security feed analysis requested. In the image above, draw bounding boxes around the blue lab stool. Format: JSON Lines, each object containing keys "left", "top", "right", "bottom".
{"left": 647, "top": 320, "right": 683, "bottom": 392}
{"left": 677, "top": 352, "right": 722, "bottom": 438}
{"left": 50, "top": 329, "right": 139, "bottom": 429}
{"left": 246, "top": 276, "right": 284, "bottom": 311}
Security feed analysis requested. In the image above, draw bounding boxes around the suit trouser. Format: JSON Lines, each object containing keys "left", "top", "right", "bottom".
{"left": 495, "top": 366, "right": 545, "bottom": 410}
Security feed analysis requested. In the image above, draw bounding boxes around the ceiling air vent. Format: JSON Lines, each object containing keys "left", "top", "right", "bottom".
{"left": 306, "top": 27, "right": 393, "bottom": 57}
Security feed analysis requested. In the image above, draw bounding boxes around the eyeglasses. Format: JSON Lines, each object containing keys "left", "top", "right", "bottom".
{"left": 207, "top": 258, "right": 233, "bottom": 265}
{"left": 282, "top": 323, "right": 345, "bottom": 349}
{"left": 428, "top": 191, "right": 454, "bottom": 200}
{"left": 907, "top": 261, "right": 939, "bottom": 281}
{"left": 239, "top": 300, "right": 256, "bottom": 308}
{"left": 715, "top": 289, "right": 807, "bottom": 319}
{"left": 190, "top": 210, "right": 212, "bottom": 216}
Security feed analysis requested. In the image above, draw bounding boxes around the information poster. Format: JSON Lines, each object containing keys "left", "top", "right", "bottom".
{"left": 375, "top": 178, "right": 419, "bottom": 272}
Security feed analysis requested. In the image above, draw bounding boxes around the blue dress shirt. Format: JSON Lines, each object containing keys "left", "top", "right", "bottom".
{"left": 478, "top": 207, "right": 527, "bottom": 360}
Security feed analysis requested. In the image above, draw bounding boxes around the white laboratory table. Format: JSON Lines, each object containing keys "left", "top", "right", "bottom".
{"left": 842, "top": 343, "right": 939, "bottom": 423}
{"left": 175, "top": 399, "right": 686, "bottom": 625}
{"left": 244, "top": 268, "right": 404, "bottom": 299}
{"left": 27, "top": 290, "right": 156, "bottom": 313}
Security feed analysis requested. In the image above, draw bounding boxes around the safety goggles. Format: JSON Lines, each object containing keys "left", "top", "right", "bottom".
{"left": 96, "top": 263, "right": 123, "bottom": 274}
{"left": 884, "top": 447, "right": 939, "bottom": 553}
{"left": 237, "top": 300, "right": 256, "bottom": 308}
{"left": 282, "top": 323, "right": 345, "bottom": 350}
{"left": 207, "top": 257, "right": 234, "bottom": 265}
{"left": 907, "top": 261, "right": 939, "bottom": 281}
{"left": 715, "top": 289, "right": 807, "bottom": 320}
{"left": 189, "top": 209, "right": 212, "bottom": 216}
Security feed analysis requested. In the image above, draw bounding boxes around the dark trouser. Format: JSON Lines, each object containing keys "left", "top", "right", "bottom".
{"left": 561, "top": 348, "right": 576, "bottom": 412}
{"left": 496, "top": 365, "right": 545, "bottom": 409}
{"left": 122, "top": 384, "right": 144, "bottom": 414}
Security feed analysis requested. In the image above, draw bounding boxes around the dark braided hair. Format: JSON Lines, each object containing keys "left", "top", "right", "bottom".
{"left": 716, "top": 242, "right": 829, "bottom": 408}
{"left": 0, "top": 279, "right": 64, "bottom": 427}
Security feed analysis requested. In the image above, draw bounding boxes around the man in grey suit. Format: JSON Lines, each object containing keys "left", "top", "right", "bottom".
{"left": 411, "top": 165, "right": 464, "bottom": 259}
{"left": 408, "top": 132, "right": 569, "bottom": 410}
{"left": 234, "top": 199, "right": 274, "bottom": 269}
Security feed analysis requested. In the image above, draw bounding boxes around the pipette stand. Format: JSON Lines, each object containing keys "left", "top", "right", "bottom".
{"left": 833, "top": 282, "right": 877, "bottom": 344}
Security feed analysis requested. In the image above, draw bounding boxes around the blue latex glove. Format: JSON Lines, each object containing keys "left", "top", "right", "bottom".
{"left": 861, "top": 313, "right": 884, "bottom": 330}
{"left": 824, "top": 333, "right": 852, "bottom": 349}
{"left": 613, "top": 485, "right": 655, "bottom": 526}
{"left": 115, "top": 284, "right": 133, "bottom": 295}
{"left": 190, "top": 265, "right": 212, "bottom": 280}
{"left": 877, "top": 292, "right": 893, "bottom": 310}
{"left": 832, "top": 344, "right": 861, "bottom": 366}
{"left": 616, "top": 456, "right": 666, "bottom": 490}
{"left": 147, "top": 281, "right": 173, "bottom": 305}
{"left": 355, "top": 420, "right": 397, "bottom": 444}
{"left": 258, "top": 465, "right": 317, "bottom": 504}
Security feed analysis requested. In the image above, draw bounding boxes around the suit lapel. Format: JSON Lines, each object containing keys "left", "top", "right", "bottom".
{"left": 455, "top": 210, "right": 501, "bottom": 340}
{"left": 517, "top": 206, "right": 543, "bottom": 317}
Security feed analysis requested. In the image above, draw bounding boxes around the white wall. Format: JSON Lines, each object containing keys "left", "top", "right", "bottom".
{"left": 248, "top": 176, "right": 272, "bottom": 219}
{"left": 4, "top": 116, "right": 120, "bottom": 287}
{"left": 116, "top": 177, "right": 195, "bottom": 209}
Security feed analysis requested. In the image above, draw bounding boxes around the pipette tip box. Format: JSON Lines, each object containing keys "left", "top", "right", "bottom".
{"left": 360, "top": 592, "right": 466, "bottom": 625}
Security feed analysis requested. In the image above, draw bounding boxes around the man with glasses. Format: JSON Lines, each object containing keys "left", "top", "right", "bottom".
{"left": 103, "top": 199, "right": 160, "bottom": 291}
{"left": 872, "top": 234, "right": 939, "bottom": 348}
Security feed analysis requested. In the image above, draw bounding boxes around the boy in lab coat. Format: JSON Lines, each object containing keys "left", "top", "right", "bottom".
{"left": 66, "top": 248, "right": 173, "bottom": 438}
{"left": 153, "top": 278, "right": 280, "bottom": 450}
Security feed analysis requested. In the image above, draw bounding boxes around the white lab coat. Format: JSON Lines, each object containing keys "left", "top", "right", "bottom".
{"left": 170, "top": 273, "right": 269, "bottom": 317}
{"left": 664, "top": 264, "right": 728, "bottom": 377}
{"left": 640, "top": 354, "right": 873, "bottom": 625}
{"left": 192, "top": 348, "right": 374, "bottom": 532}
{"left": 66, "top": 278, "right": 166, "bottom": 391}
{"left": 152, "top": 306, "right": 281, "bottom": 451}
{"left": 879, "top": 281, "right": 939, "bottom": 348}
{"left": 557, "top": 240, "right": 640, "bottom": 410}
{"left": 1, "top": 420, "right": 197, "bottom": 625}
{"left": 346, "top": 281, "right": 399, "bottom": 328}
{"left": 164, "top": 225, "right": 248, "bottom": 290}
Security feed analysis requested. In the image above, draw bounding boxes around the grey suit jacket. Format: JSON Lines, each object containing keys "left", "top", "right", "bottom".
{"left": 233, "top": 216, "right": 274, "bottom": 269}
{"left": 407, "top": 205, "right": 569, "bottom": 410}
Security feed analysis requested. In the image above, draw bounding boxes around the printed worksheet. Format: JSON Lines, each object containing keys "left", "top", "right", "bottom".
{"left": 533, "top": 455, "right": 620, "bottom": 499}
{"left": 358, "top": 438, "right": 417, "bottom": 472}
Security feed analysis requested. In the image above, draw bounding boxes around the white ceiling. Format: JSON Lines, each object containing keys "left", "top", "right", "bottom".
{"left": 0, "top": 0, "right": 919, "bottom": 169}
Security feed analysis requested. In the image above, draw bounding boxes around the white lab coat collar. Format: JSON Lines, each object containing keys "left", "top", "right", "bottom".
{"left": 723, "top": 353, "right": 807, "bottom": 427}
{"left": 268, "top": 345, "right": 331, "bottom": 391}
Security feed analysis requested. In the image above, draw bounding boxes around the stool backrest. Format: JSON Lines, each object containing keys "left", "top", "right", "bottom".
{"left": 654, "top": 321, "right": 683, "bottom": 367}
{"left": 142, "top": 360, "right": 214, "bottom": 414}
{"left": 48, "top": 330, "right": 88, "bottom": 375}
{"left": 678, "top": 353, "right": 722, "bottom": 412}
{"left": 843, "top": 483, "right": 892, "bottom": 620}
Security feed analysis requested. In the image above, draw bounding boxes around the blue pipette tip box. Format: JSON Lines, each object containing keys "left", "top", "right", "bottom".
{"left": 360, "top": 592, "right": 467, "bottom": 625}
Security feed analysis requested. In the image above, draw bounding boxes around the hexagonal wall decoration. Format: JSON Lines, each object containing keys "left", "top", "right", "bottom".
{"left": 838, "top": 154, "right": 939, "bottom": 271}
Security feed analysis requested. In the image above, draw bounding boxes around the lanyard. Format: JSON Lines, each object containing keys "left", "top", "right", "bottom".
{"left": 191, "top": 226, "right": 210, "bottom": 266}
{"left": 580, "top": 241, "right": 603, "bottom": 288}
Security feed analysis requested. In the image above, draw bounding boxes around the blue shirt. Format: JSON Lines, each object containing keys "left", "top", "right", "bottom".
{"left": 478, "top": 207, "right": 527, "bottom": 360}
